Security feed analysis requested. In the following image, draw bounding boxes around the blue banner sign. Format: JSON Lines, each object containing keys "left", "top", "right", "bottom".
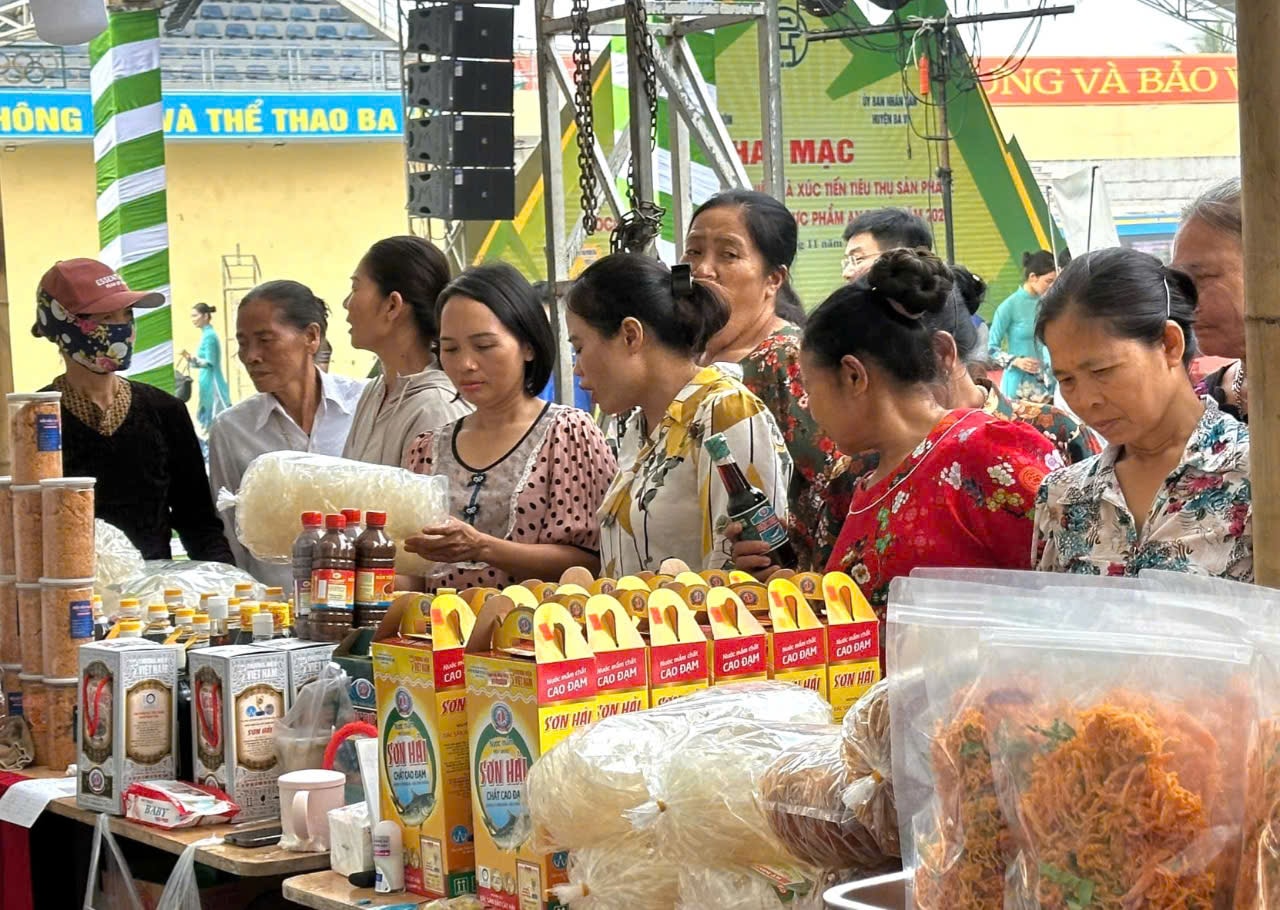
{"left": 0, "top": 91, "right": 403, "bottom": 139}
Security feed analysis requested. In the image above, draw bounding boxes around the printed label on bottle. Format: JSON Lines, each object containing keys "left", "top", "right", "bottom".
{"left": 6, "top": 691, "right": 21, "bottom": 716}
{"left": 69, "top": 599, "right": 93, "bottom": 639}
{"left": 126, "top": 680, "right": 173, "bottom": 765}
{"left": 356, "top": 568, "right": 396, "bottom": 609}
{"left": 36, "top": 413, "right": 61, "bottom": 452}
{"left": 311, "top": 569, "right": 354, "bottom": 610}
{"left": 734, "top": 502, "right": 789, "bottom": 550}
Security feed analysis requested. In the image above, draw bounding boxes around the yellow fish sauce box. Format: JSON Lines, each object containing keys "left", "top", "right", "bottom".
{"left": 767, "top": 578, "right": 828, "bottom": 698}
{"left": 256, "top": 639, "right": 338, "bottom": 708}
{"left": 705, "top": 587, "right": 770, "bottom": 686}
{"left": 823, "top": 572, "right": 881, "bottom": 721}
{"left": 585, "top": 594, "right": 649, "bottom": 718}
{"left": 188, "top": 645, "right": 288, "bottom": 821}
{"left": 612, "top": 576, "right": 651, "bottom": 621}
{"left": 372, "top": 591, "right": 478, "bottom": 899}
{"left": 78, "top": 640, "right": 178, "bottom": 814}
{"left": 646, "top": 589, "right": 710, "bottom": 708}
{"left": 465, "top": 598, "right": 597, "bottom": 910}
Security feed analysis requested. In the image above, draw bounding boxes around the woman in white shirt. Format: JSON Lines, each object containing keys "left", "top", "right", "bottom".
{"left": 209, "top": 280, "right": 366, "bottom": 585}
{"left": 342, "top": 235, "right": 471, "bottom": 466}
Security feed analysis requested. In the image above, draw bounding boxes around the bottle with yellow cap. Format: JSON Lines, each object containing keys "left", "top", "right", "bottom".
{"left": 225, "top": 597, "right": 243, "bottom": 643}
{"left": 116, "top": 618, "right": 144, "bottom": 639}
{"left": 166, "top": 608, "right": 197, "bottom": 646}
{"left": 106, "top": 598, "right": 142, "bottom": 639}
{"left": 188, "top": 613, "right": 212, "bottom": 651}
{"left": 233, "top": 583, "right": 255, "bottom": 603}
{"left": 164, "top": 587, "right": 185, "bottom": 616}
{"left": 236, "top": 602, "right": 261, "bottom": 645}
{"left": 267, "top": 602, "right": 292, "bottom": 639}
{"left": 143, "top": 603, "right": 174, "bottom": 644}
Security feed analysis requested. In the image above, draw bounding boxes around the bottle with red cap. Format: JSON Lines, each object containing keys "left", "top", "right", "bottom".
{"left": 291, "top": 511, "right": 325, "bottom": 639}
{"left": 355, "top": 510, "right": 396, "bottom": 628}
{"left": 342, "top": 509, "right": 363, "bottom": 544}
{"left": 310, "top": 514, "right": 355, "bottom": 639}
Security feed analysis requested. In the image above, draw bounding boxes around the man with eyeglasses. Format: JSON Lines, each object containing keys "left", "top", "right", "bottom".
{"left": 841, "top": 208, "right": 934, "bottom": 282}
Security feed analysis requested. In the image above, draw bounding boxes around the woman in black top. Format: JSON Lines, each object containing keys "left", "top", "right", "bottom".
{"left": 33, "top": 259, "right": 233, "bottom": 563}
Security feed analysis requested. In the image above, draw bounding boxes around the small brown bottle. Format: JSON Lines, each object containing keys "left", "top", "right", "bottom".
{"left": 310, "top": 513, "right": 355, "bottom": 640}
{"left": 355, "top": 510, "right": 396, "bottom": 628}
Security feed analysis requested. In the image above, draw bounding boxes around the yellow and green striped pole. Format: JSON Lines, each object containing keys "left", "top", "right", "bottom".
{"left": 89, "top": 7, "right": 173, "bottom": 392}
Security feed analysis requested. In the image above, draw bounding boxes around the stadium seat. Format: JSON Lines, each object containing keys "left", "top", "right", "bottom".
{"left": 341, "top": 46, "right": 367, "bottom": 58}
{"left": 285, "top": 22, "right": 312, "bottom": 39}
{"left": 186, "top": 46, "right": 205, "bottom": 57}
{"left": 194, "top": 21, "right": 222, "bottom": 38}
{"left": 347, "top": 23, "right": 374, "bottom": 39}
{"left": 340, "top": 64, "right": 363, "bottom": 81}
{"left": 246, "top": 63, "right": 271, "bottom": 80}
{"left": 160, "top": 46, "right": 183, "bottom": 58}
{"left": 262, "top": 5, "right": 286, "bottom": 21}
{"left": 276, "top": 63, "right": 292, "bottom": 79}
{"left": 225, "top": 22, "right": 251, "bottom": 39}
{"left": 290, "top": 6, "right": 317, "bottom": 21}
{"left": 201, "top": 3, "right": 227, "bottom": 19}
{"left": 319, "top": 7, "right": 346, "bottom": 20}
{"left": 221, "top": 45, "right": 248, "bottom": 56}
{"left": 254, "top": 22, "right": 281, "bottom": 38}
{"left": 309, "top": 62, "right": 336, "bottom": 81}
{"left": 315, "top": 23, "right": 340, "bottom": 39}
{"left": 311, "top": 47, "right": 336, "bottom": 58}
{"left": 214, "top": 62, "right": 240, "bottom": 81}
{"left": 172, "top": 62, "right": 203, "bottom": 81}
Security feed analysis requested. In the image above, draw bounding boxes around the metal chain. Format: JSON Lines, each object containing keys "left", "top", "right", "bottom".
{"left": 613, "top": 0, "right": 665, "bottom": 253}
{"left": 571, "top": 0, "right": 599, "bottom": 235}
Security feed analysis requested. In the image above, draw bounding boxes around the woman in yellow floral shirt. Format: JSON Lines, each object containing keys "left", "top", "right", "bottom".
{"left": 566, "top": 253, "right": 792, "bottom": 575}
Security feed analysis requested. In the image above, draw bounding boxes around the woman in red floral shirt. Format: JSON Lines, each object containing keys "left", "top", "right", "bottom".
{"left": 682, "top": 189, "right": 837, "bottom": 569}
{"left": 802, "top": 249, "right": 1057, "bottom": 615}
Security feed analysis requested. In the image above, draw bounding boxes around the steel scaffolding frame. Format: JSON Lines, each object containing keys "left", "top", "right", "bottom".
{"left": 535, "top": 0, "right": 785, "bottom": 402}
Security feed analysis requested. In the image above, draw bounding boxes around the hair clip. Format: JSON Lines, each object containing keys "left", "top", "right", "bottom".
{"left": 671, "top": 263, "right": 694, "bottom": 299}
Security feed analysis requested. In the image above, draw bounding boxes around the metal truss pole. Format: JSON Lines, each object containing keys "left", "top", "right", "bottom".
{"left": 757, "top": 0, "right": 784, "bottom": 200}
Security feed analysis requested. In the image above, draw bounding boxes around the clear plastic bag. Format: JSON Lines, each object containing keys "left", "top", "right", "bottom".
{"left": 974, "top": 626, "right": 1253, "bottom": 910}
{"left": 838, "top": 679, "right": 897, "bottom": 859}
{"left": 217, "top": 451, "right": 448, "bottom": 574}
{"left": 275, "top": 662, "right": 354, "bottom": 773}
{"left": 155, "top": 838, "right": 221, "bottom": 910}
{"left": 82, "top": 812, "right": 144, "bottom": 910}
{"left": 101, "top": 559, "right": 261, "bottom": 615}
{"left": 674, "top": 864, "right": 839, "bottom": 910}
{"left": 94, "top": 520, "right": 144, "bottom": 592}
{"left": 528, "top": 681, "right": 831, "bottom": 851}
{"left": 758, "top": 725, "right": 896, "bottom": 873}
{"left": 630, "top": 721, "right": 832, "bottom": 867}
{"left": 551, "top": 839, "right": 678, "bottom": 910}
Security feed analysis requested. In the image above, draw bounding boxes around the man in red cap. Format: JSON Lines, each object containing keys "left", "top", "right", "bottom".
{"left": 33, "top": 258, "right": 234, "bottom": 564}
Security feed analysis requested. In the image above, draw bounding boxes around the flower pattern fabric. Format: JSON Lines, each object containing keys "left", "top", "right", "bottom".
{"left": 977, "top": 377, "right": 1101, "bottom": 466}
{"left": 736, "top": 325, "right": 840, "bottom": 571}
{"left": 600, "top": 366, "right": 792, "bottom": 576}
{"left": 1033, "top": 399, "right": 1252, "bottom": 581}
{"left": 827, "top": 409, "right": 1057, "bottom": 633}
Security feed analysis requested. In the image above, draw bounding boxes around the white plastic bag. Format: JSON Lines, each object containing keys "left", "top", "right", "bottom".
{"left": 552, "top": 839, "right": 677, "bottom": 910}
{"left": 102, "top": 559, "right": 261, "bottom": 615}
{"left": 156, "top": 838, "right": 221, "bottom": 910}
{"left": 95, "top": 520, "right": 144, "bottom": 592}
{"left": 528, "top": 681, "right": 831, "bottom": 852}
{"left": 217, "top": 451, "right": 448, "bottom": 575}
{"left": 82, "top": 812, "right": 144, "bottom": 910}
{"left": 275, "top": 662, "right": 355, "bottom": 773}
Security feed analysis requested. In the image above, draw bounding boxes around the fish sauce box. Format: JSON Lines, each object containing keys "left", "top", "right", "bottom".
{"left": 645, "top": 589, "right": 710, "bottom": 708}
{"left": 372, "top": 591, "right": 477, "bottom": 899}
{"left": 466, "top": 598, "right": 596, "bottom": 910}
{"left": 767, "top": 578, "right": 828, "bottom": 698}
{"left": 256, "top": 638, "right": 338, "bottom": 708}
{"left": 585, "top": 594, "right": 649, "bottom": 718}
{"left": 705, "top": 587, "right": 770, "bottom": 687}
{"left": 78, "top": 639, "right": 178, "bottom": 814}
{"left": 823, "top": 572, "right": 881, "bottom": 722}
{"left": 188, "top": 645, "right": 288, "bottom": 821}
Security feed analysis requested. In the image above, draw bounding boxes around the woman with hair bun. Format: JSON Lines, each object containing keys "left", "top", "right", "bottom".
{"left": 183, "top": 302, "right": 232, "bottom": 434}
{"left": 1033, "top": 247, "right": 1252, "bottom": 580}
{"left": 342, "top": 235, "right": 472, "bottom": 466}
{"left": 566, "top": 252, "right": 792, "bottom": 575}
{"left": 989, "top": 249, "right": 1058, "bottom": 402}
{"left": 801, "top": 249, "right": 1056, "bottom": 612}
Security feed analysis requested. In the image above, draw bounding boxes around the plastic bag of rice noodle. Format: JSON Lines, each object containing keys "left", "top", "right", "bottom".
{"left": 840, "top": 679, "right": 897, "bottom": 858}
{"left": 216, "top": 451, "right": 448, "bottom": 575}
{"left": 968, "top": 623, "right": 1253, "bottom": 910}
{"left": 674, "top": 864, "right": 849, "bottom": 910}
{"left": 528, "top": 681, "right": 832, "bottom": 852}
{"left": 551, "top": 839, "right": 677, "bottom": 910}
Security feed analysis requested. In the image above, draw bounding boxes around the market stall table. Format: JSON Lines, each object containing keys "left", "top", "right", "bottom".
{"left": 283, "top": 871, "right": 425, "bottom": 909}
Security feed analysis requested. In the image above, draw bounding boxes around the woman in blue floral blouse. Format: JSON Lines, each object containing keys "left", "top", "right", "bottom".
{"left": 1032, "top": 247, "right": 1252, "bottom": 580}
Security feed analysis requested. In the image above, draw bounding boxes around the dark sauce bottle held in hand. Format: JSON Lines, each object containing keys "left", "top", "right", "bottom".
{"left": 705, "top": 432, "right": 797, "bottom": 569}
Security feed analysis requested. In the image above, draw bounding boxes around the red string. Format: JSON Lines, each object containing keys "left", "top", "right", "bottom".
{"left": 194, "top": 680, "right": 221, "bottom": 751}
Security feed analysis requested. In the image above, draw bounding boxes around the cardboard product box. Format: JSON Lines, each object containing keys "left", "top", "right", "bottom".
{"left": 372, "top": 591, "right": 477, "bottom": 900}
{"left": 332, "top": 627, "right": 378, "bottom": 725}
{"left": 611, "top": 576, "right": 651, "bottom": 622}
{"left": 77, "top": 640, "right": 178, "bottom": 814}
{"left": 549, "top": 584, "right": 589, "bottom": 624}
{"left": 705, "top": 587, "right": 770, "bottom": 687}
{"left": 767, "top": 578, "right": 828, "bottom": 698}
{"left": 188, "top": 645, "right": 288, "bottom": 821}
{"left": 256, "top": 639, "right": 338, "bottom": 707}
{"left": 645, "top": 589, "right": 710, "bottom": 708}
{"left": 466, "top": 598, "right": 597, "bottom": 910}
{"left": 822, "top": 572, "right": 881, "bottom": 722}
{"left": 585, "top": 594, "right": 649, "bottom": 719}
